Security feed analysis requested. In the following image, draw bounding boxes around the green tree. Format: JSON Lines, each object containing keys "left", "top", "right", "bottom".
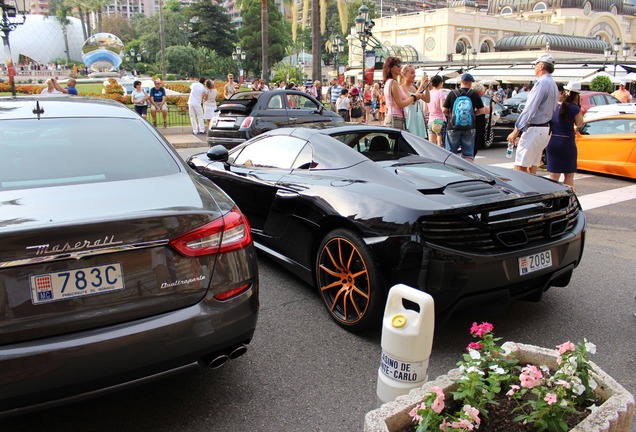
{"left": 132, "top": 9, "right": 188, "bottom": 63}
{"left": 187, "top": 0, "right": 235, "bottom": 57}
{"left": 165, "top": 45, "right": 198, "bottom": 77}
{"left": 589, "top": 75, "right": 613, "bottom": 93}
{"left": 102, "top": 14, "right": 136, "bottom": 43}
{"left": 238, "top": 0, "right": 289, "bottom": 80}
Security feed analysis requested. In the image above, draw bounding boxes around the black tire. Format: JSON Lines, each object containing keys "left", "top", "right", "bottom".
{"left": 316, "top": 228, "right": 384, "bottom": 332}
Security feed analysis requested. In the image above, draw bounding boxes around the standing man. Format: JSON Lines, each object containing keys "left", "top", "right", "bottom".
{"left": 224, "top": 74, "right": 236, "bottom": 99}
{"left": 149, "top": 79, "right": 168, "bottom": 128}
{"left": 188, "top": 77, "right": 206, "bottom": 135}
{"left": 611, "top": 81, "right": 631, "bottom": 103}
{"left": 507, "top": 54, "right": 559, "bottom": 174}
{"left": 329, "top": 78, "right": 342, "bottom": 112}
{"left": 442, "top": 73, "right": 485, "bottom": 162}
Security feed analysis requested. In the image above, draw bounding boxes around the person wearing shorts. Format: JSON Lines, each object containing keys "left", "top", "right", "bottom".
{"left": 507, "top": 54, "right": 559, "bottom": 174}
{"left": 131, "top": 80, "right": 148, "bottom": 118}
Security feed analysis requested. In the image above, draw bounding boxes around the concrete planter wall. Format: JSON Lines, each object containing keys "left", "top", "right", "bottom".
{"left": 364, "top": 342, "right": 635, "bottom": 432}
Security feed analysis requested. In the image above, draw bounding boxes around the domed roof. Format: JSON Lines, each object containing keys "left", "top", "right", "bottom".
{"left": 495, "top": 33, "right": 609, "bottom": 54}
{"left": 4, "top": 15, "right": 85, "bottom": 64}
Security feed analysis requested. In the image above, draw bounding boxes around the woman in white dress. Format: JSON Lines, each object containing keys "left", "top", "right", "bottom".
{"left": 203, "top": 79, "right": 218, "bottom": 131}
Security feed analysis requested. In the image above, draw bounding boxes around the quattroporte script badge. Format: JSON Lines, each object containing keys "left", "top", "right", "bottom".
{"left": 161, "top": 275, "right": 206, "bottom": 289}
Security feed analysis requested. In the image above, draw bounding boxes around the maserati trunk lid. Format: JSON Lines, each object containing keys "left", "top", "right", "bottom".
{"left": 0, "top": 174, "right": 222, "bottom": 345}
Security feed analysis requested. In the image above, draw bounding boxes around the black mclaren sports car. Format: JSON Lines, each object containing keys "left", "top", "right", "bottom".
{"left": 188, "top": 126, "right": 586, "bottom": 332}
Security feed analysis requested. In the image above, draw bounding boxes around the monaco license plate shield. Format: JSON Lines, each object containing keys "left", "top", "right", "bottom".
{"left": 30, "top": 263, "right": 125, "bottom": 304}
{"left": 518, "top": 250, "right": 552, "bottom": 276}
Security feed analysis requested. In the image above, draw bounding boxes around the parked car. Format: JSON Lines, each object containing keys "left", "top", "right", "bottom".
{"left": 188, "top": 126, "right": 586, "bottom": 333}
{"left": 503, "top": 92, "right": 529, "bottom": 113}
{"left": 207, "top": 89, "right": 343, "bottom": 148}
{"left": 0, "top": 96, "right": 259, "bottom": 416}
{"left": 578, "top": 91, "right": 620, "bottom": 115}
{"left": 583, "top": 102, "right": 636, "bottom": 121}
{"left": 576, "top": 113, "right": 636, "bottom": 179}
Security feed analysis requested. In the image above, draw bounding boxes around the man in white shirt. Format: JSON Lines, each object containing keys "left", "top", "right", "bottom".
{"left": 188, "top": 77, "right": 207, "bottom": 135}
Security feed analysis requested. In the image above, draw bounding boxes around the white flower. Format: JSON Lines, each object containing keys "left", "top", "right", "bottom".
{"left": 589, "top": 377, "right": 598, "bottom": 390}
{"left": 489, "top": 365, "right": 505, "bottom": 375}
{"left": 573, "top": 383, "right": 586, "bottom": 395}
{"left": 568, "top": 357, "right": 578, "bottom": 368}
{"left": 560, "top": 399, "right": 569, "bottom": 407}
{"left": 585, "top": 341, "right": 597, "bottom": 354}
{"left": 540, "top": 365, "right": 550, "bottom": 374}
{"left": 465, "top": 366, "right": 484, "bottom": 375}
{"left": 587, "top": 404, "right": 599, "bottom": 413}
{"left": 469, "top": 349, "right": 481, "bottom": 360}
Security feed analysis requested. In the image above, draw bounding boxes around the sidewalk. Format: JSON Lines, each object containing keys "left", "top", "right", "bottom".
{"left": 160, "top": 126, "right": 208, "bottom": 149}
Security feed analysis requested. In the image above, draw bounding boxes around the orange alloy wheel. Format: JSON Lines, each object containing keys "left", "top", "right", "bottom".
{"left": 316, "top": 229, "right": 383, "bottom": 332}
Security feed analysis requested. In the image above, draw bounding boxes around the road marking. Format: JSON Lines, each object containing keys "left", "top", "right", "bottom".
{"left": 577, "top": 184, "right": 636, "bottom": 211}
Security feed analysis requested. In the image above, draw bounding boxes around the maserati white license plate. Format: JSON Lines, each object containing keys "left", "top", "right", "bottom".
{"left": 518, "top": 251, "right": 552, "bottom": 276}
{"left": 30, "top": 263, "right": 124, "bottom": 304}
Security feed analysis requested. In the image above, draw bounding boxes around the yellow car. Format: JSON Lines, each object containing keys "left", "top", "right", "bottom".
{"left": 576, "top": 114, "right": 636, "bottom": 179}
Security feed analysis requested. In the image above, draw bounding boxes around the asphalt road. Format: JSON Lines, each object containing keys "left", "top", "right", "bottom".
{"left": 3, "top": 146, "right": 635, "bottom": 432}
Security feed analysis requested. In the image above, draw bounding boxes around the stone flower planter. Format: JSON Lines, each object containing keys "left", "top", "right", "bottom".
{"left": 364, "top": 342, "right": 635, "bottom": 432}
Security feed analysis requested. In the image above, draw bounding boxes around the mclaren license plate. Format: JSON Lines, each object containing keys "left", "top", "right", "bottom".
{"left": 518, "top": 251, "right": 552, "bottom": 276}
{"left": 30, "top": 263, "right": 124, "bottom": 304}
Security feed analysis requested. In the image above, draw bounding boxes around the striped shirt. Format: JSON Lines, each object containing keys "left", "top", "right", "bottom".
{"left": 330, "top": 85, "right": 342, "bottom": 104}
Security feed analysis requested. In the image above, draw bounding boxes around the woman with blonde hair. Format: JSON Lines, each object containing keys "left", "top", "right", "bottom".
{"left": 203, "top": 79, "right": 218, "bottom": 131}
{"left": 382, "top": 57, "right": 427, "bottom": 130}
{"left": 399, "top": 64, "right": 429, "bottom": 138}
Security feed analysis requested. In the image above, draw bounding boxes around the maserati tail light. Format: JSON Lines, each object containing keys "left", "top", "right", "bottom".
{"left": 170, "top": 207, "right": 252, "bottom": 257}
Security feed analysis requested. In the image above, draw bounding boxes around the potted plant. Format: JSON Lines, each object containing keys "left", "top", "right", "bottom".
{"left": 364, "top": 323, "right": 635, "bottom": 432}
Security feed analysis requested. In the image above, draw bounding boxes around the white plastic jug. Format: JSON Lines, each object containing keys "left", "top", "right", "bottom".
{"left": 377, "top": 284, "right": 435, "bottom": 404}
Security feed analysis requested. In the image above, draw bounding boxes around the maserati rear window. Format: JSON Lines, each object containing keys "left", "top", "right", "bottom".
{"left": 0, "top": 118, "right": 180, "bottom": 190}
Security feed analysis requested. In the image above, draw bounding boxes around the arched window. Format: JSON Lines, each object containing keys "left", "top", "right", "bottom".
{"left": 480, "top": 42, "right": 490, "bottom": 53}
{"left": 455, "top": 40, "right": 469, "bottom": 54}
{"left": 533, "top": 2, "right": 547, "bottom": 11}
{"left": 500, "top": 6, "right": 513, "bottom": 14}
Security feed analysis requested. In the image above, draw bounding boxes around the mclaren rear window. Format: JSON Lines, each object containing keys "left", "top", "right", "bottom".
{"left": 0, "top": 118, "right": 180, "bottom": 190}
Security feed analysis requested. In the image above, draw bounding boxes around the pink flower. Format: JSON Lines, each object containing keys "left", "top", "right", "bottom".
{"left": 544, "top": 393, "right": 558, "bottom": 405}
{"left": 556, "top": 379, "right": 571, "bottom": 389}
{"left": 430, "top": 386, "right": 445, "bottom": 414}
{"left": 440, "top": 419, "right": 451, "bottom": 431}
{"left": 463, "top": 405, "right": 481, "bottom": 424}
{"left": 409, "top": 403, "right": 423, "bottom": 422}
{"left": 506, "top": 384, "right": 520, "bottom": 396}
{"left": 557, "top": 341, "right": 576, "bottom": 355}
{"left": 470, "top": 322, "right": 494, "bottom": 338}
{"left": 451, "top": 419, "right": 475, "bottom": 430}
{"left": 467, "top": 342, "right": 482, "bottom": 351}
{"left": 520, "top": 365, "right": 543, "bottom": 389}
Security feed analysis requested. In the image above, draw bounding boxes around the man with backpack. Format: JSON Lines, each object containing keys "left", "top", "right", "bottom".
{"left": 442, "top": 73, "right": 485, "bottom": 162}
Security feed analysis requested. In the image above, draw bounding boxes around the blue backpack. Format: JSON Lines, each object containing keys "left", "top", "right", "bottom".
{"left": 449, "top": 89, "right": 475, "bottom": 130}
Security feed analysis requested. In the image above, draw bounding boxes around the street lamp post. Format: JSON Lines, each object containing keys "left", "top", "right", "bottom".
{"left": 1, "top": 0, "right": 27, "bottom": 97}
{"left": 604, "top": 39, "right": 631, "bottom": 76}
{"left": 355, "top": 4, "right": 374, "bottom": 86}
{"left": 462, "top": 44, "right": 477, "bottom": 70}
{"left": 232, "top": 46, "right": 246, "bottom": 84}
{"left": 331, "top": 34, "right": 344, "bottom": 80}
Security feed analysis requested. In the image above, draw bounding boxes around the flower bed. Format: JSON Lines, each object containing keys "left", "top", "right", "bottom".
{"left": 364, "top": 325, "right": 634, "bottom": 432}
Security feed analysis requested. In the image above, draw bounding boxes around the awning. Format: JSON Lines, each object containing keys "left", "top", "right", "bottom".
{"left": 446, "top": 64, "right": 625, "bottom": 84}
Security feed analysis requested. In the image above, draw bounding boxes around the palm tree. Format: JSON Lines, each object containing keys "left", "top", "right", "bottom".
{"left": 311, "top": 0, "right": 320, "bottom": 82}
{"left": 262, "top": 0, "right": 268, "bottom": 81}
{"left": 66, "top": 0, "right": 88, "bottom": 40}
